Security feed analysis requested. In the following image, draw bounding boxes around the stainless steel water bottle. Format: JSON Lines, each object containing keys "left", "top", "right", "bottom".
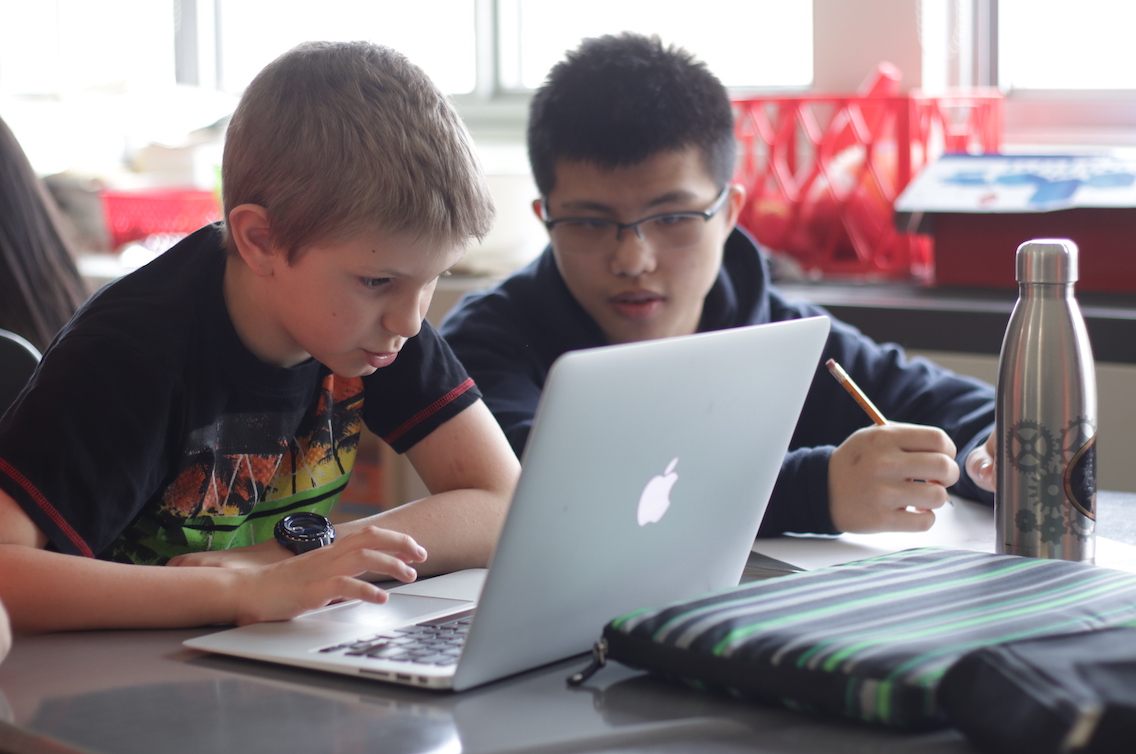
{"left": 995, "top": 239, "right": 1097, "bottom": 561}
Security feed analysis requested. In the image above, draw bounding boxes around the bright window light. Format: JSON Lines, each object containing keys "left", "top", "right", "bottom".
{"left": 1000, "top": 0, "right": 1136, "bottom": 90}
{"left": 215, "top": 0, "right": 477, "bottom": 94}
{"left": 500, "top": 0, "right": 812, "bottom": 91}
{"left": 0, "top": 0, "right": 174, "bottom": 94}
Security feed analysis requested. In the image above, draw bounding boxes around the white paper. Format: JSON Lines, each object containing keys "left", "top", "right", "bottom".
{"left": 753, "top": 496, "right": 1136, "bottom": 573}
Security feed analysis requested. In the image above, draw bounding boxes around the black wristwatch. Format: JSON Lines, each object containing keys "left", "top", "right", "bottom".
{"left": 274, "top": 512, "right": 336, "bottom": 555}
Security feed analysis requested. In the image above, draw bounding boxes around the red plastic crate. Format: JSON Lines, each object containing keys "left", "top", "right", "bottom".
{"left": 100, "top": 188, "right": 221, "bottom": 250}
{"left": 732, "top": 90, "right": 1003, "bottom": 282}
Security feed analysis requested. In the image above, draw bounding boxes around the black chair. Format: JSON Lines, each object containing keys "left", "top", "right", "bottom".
{"left": 0, "top": 328, "right": 41, "bottom": 417}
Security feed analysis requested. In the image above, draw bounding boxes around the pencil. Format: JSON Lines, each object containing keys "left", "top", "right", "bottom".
{"left": 825, "top": 358, "right": 889, "bottom": 426}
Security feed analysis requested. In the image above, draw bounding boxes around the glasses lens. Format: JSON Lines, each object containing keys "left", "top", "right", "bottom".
{"left": 550, "top": 219, "right": 614, "bottom": 251}
{"left": 548, "top": 207, "right": 715, "bottom": 253}
{"left": 642, "top": 214, "right": 705, "bottom": 250}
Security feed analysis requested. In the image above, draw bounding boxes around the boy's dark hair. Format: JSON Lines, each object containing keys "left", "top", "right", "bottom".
{"left": 527, "top": 33, "right": 737, "bottom": 197}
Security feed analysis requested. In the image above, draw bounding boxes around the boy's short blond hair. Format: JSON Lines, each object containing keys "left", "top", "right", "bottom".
{"left": 221, "top": 41, "right": 494, "bottom": 261}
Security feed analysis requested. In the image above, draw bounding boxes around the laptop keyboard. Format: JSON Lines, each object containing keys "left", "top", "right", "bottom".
{"left": 319, "top": 611, "right": 474, "bottom": 667}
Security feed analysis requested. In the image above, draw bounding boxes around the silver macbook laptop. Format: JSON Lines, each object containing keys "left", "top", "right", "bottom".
{"left": 184, "top": 316, "right": 831, "bottom": 691}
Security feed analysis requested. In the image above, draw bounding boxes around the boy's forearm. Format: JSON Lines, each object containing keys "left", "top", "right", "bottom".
{"left": 340, "top": 489, "right": 510, "bottom": 577}
{"left": 344, "top": 400, "right": 519, "bottom": 577}
{"left": 0, "top": 544, "right": 239, "bottom": 634}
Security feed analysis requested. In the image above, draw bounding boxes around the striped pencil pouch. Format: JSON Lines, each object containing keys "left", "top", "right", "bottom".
{"left": 568, "top": 547, "right": 1136, "bottom": 729}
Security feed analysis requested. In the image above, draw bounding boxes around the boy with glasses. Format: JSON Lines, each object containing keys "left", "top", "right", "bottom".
{"left": 441, "top": 33, "right": 998, "bottom": 537}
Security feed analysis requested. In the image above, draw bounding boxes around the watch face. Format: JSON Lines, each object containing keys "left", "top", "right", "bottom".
{"left": 276, "top": 512, "right": 336, "bottom": 554}
{"left": 281, "top": 512, "right": 331, "bottom": 538}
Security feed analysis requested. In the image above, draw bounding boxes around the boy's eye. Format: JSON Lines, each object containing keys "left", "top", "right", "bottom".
{"left": 361, "top": 277, "right": 392, "bottom": 289}
{"left": 565, "top": 218, "right": 612, "bottom": 231}
{"left": 654, "top": 213, "right": 697, "bottom": 227}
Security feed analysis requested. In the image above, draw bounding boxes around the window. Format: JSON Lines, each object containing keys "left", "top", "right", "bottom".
{"left": 204, "top": 0, "right": 811, "bottom": 97}
{"left": 496, "top": 1, "right": 812, "bottom": 92}
{"left": 999, "top": 0, "right": 1136, "bottom": 90}
{"left": 0, "top": 0, "right": 187, "bottom": 175}
{"left": 7, "top": 0, "right": 1135, "bottom": 172}
{"left": 0, "top": 0, "right": 174, "bottom": 95}
{"left": 0, "top": 0, "right": 809, "bottom": 179}
{"left": 213, "top": 0, "right": 478, "bottom": 94}
{"left": 995, "top": 0, "right": 1136, "bottom": 144}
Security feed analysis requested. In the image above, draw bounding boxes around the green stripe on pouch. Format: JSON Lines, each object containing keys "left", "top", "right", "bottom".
{"left": 708, "top": 559, "right": 1040, "bottom": 657}
{"left": 817, "top": 571, "right": 1136, "bottom": 672}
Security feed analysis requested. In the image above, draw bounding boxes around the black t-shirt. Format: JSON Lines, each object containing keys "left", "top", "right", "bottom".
{"left": 0, "top": 225, "right": 479, "bottom": 563}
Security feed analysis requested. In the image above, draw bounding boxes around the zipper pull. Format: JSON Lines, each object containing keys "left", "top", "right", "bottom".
{"left": 567, "top": 639, "right": 608, "bottom": 686}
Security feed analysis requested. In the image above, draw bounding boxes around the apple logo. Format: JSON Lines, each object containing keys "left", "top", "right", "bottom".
{"left": 637, "top": 457, "right": 679, "bottom": 526}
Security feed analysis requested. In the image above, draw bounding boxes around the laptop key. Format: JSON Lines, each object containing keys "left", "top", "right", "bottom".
{"left": 365, "top": 645, "right": 400, "bottom": 658}
{"left": 323, "top": 610, "right": 473, "bottom": 660}
{"left": 411, "top": 653, "right": 453, "bottom": 665}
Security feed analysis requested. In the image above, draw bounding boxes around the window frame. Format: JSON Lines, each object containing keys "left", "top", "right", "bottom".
{"left": 171, "top": 0, "right": 1136, "bottom": 148}
{"left": 174, "top": 0, "right": 818, "bottom": 140}
{"left": 984, "top": 0, "right": 1136, "bottom": 146}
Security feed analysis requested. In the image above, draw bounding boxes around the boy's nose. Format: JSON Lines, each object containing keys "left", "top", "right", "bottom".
{"left": 382, "top": 292, "right": 425, "bottom": 339}
{"left": 610, "top": 233, "right": 657, "bottom": 277}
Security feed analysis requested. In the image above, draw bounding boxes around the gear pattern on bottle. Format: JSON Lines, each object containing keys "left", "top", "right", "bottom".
{"left": 995, "top": 239, "right": 1097, "bottom": 562}
{"left": 1004, "top": 417, "right": 1096, "bottom": 549}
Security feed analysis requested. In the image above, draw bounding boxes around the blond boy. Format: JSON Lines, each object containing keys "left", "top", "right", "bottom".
{"left": 0, "top": 42, "right": 519, "bottom": 633}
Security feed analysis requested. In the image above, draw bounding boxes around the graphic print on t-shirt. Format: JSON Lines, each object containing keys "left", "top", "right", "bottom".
{"left": 104, "top": 374, "right": 365, "bottom": 563}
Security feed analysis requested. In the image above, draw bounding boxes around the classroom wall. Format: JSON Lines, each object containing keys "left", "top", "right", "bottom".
{"left": 812, "top": 0, "right": 923, "bottom": 92}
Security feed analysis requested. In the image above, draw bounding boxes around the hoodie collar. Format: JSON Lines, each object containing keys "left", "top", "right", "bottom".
{"left": 697, "top": 226, "right": 772, "bottom": 331}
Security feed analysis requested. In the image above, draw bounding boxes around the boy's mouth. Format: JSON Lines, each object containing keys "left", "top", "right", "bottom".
{"left": 610, "top": 290, "right": 664, "bottom": 319}
{"left": 363, "top": 350, "right": 399, "bottom": 369}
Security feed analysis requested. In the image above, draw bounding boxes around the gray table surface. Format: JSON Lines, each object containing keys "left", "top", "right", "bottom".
{"left": 2, "top": 492, "right": 1133, "bottom": 754}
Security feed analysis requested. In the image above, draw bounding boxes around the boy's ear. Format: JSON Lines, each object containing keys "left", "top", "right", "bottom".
{"left": 228, "top": 203, "right": 277, "bottom": 276}
{"left": 724, "top": 184, "right": 747, "bottom": 231}
{"left": 531, "top": 198, "right": 546, "bottom": 225}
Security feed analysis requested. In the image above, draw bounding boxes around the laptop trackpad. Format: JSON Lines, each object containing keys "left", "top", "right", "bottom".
{"left": 299, "top": 593, "right": 471, "bottom": 628}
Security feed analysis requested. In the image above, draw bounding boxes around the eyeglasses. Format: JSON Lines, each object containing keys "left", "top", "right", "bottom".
{"left": 541, "top": 186, "right": 732, "bottom": 253}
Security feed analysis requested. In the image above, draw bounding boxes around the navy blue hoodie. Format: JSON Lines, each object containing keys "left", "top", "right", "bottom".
{"left": 441, "top": 229, "right": 995, "bottom": 536}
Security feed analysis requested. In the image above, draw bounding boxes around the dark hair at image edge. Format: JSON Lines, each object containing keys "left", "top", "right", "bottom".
{"left": 527, "top": 33, "right": 737, "bottom": 197}
{"left": 0, "top": 115, "right": 87, "bottom": 352}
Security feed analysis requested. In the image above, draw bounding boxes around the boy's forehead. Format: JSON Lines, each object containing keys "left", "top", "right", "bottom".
{"left": 548, "top": 148, "right": 718, "bottom": 206}
{"left": 299, "top": 226, "right": 464, "bottom": 270}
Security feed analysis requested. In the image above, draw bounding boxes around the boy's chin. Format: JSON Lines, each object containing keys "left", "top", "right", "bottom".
{"left": 320, "top": 349, "right": 399, "bottom": 378}
{"left": 346, "top": 366, "right": 379, "bottom": 379}
{"left": 321, "top": 359, "right": 376, "bottom": 379}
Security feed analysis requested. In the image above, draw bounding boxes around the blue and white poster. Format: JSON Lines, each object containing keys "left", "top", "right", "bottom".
{"left": 895, "top": 153, "right": 1136, "bottom": 213}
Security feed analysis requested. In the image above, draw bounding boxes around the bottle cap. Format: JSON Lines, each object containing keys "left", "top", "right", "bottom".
{"left": 1016, "top": 239, "right": 1078, "bottom": 284}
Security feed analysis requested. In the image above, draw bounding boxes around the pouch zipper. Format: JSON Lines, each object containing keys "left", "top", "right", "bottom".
{"left": 567, "top": 639, "right": 608, "bottom": 686}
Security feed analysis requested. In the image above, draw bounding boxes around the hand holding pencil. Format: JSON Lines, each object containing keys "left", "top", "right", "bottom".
{"left": 823, "top": 358, "right": 960, "bottom": 533}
